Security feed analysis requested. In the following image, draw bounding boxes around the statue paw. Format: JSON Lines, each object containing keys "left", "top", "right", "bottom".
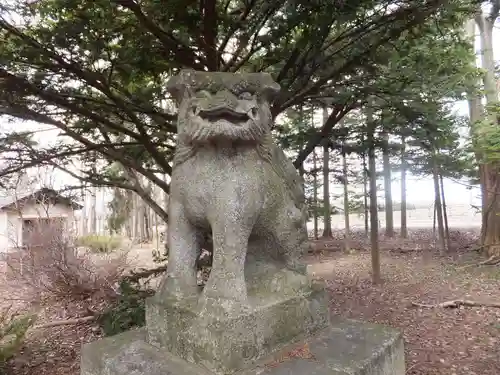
{"left": 198, "top": 295, "right": 250, "bottom": 318}
{"left": 284, "top": 257, "right": 307, "bottom": 275}
{"left": 157, "top": 275, "right": 199, "bottom": 301}
{"left": 198, "top": 280, "right": 250, "bottom": 317}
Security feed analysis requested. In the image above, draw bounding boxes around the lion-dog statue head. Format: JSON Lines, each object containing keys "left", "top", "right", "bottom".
{"left": 167, "top": 70, "right": 280, "bottom": 154}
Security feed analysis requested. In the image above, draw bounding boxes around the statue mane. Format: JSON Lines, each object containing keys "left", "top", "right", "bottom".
{"left": 173, "top": 134, "right": 305, "bottom": 211}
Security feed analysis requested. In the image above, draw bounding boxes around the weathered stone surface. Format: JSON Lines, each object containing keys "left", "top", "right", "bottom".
{"left": 160, "top": 70, "right": 311, "bottom": 318}
{"left": 247, "top": 319, "right": 405, "bottom": 375}
{"left": 146, "top": 278, "right": 329, "bottom": 374}
{"left": 80, "top": 328, "right": 206, "bottom": 375}
{"left": 80, "top": 320, "right": 405, "bottom": 375}
{"left": 148, "top": 70, "right": 325, "bottom": 373}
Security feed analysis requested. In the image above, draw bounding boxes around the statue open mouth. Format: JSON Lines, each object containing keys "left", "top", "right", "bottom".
{"left": 192, "top": 106, "right": 257, "bottom": 125}
{"left": 185, "top": 99, "right": 264, "bottom": 144}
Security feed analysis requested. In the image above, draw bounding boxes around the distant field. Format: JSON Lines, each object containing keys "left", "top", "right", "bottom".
{"left": 307, "top": 204, "right": 481, "bottom": 231}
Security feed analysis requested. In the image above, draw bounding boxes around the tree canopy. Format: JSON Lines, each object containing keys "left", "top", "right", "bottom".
{"left": 0, "top": 0, "right": 481, "bottom": 219}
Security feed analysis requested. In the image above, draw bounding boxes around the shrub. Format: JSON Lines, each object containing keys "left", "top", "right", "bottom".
{"left": 76, "top": 235, "right": 122, "bottom": 254}
{"left": 98, "top": 280, "right": 154, "bottom": 336}
{"left": 5, "top": 223, "right": 129, "bottom": 302}
{"left": 0, "top": 306, "right": 36, "bottom": 366}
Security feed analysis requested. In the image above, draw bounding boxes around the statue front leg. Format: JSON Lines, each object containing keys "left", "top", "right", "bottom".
{"left": 198, "top": 214, "right": 254, "bottom": 317}
{"left": 157, "top": 198, "right": 199, "bottom": 301}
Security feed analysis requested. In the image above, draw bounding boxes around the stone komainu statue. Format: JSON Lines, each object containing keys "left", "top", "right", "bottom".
{"left": 159, "top": 70, "right": 310, "bottom": 315}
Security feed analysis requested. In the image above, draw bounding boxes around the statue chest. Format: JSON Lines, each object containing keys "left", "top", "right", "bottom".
{"left": 171, "top": 147, "right": 270, "bottom": 222}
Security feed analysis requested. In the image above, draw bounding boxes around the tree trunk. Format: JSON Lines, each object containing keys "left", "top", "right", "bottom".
{"left": 89, "top": 185, "right": 97, "bottom": 234}
{"left": 432, "top": 150, "right": 446, "bottom": 254}
{"left": 322, "top": 105, "right": 333, "bottom": 237}
{"left": 132, "top": 193, "right": 139, "bottom": 240}
{"left": 481, "top": 166, "right": 500, "bottom": 256}
{"left": 464, "top": 18, "right": 484, "bottom": 207}
{"left": 138, "top": 192, "right": 148, "bottom": 243}
{"left": 476, "top": 14, "right": 497, "bottom": 105}
{"left": 101, "top": 187, "right": 107, "bottom": 234}
{"left": 382, "top": 131, "right": 394, "bottom": 237}
{"left": 433, "top": 201, "right": 437, "bottom": 236}
{"left": 400, "top": 135, "right": 408, "bottom": 238}
{"left": 299, "top": 164, "right": 305, "bottom": 182}
{"left": 80, "top": 183, "right": 87, "bottom": 236}
{"left": 362, "top": 140, "right": 369, "bottom": 237}
{"left": 475, "top": 12, "right": 500, "bottom": 257}
{"left": 144, "top": 181, "right": 153, "bottom": 242}
{"left": 125, "top": 190, "right": 133, "bottom": 238}
{"left": 439, "top": 174, "right": 451, "bottom": 250}
{"left": 138, "top": 197, "right": 146, "bottom": 242}
{"left": 144, "top": 209, "right": 151, "bottom": 242}
{"left": 149, "top": 204, "right": 155, "bottom": 238}
{"left": 342, "top": 142, "right": 351, "bottom": 252}
{"left": 154, "top": 204, "right": 160, "bottom": 246}
{"left": 313, "top": 148, "right": 319, "bottom": 240}
{"left": 163, "top": 173, "right": 169, "bottom": 240}
{"left": 367, "top": 105, "right": 381, "bottom": 284}
{"left": 202, "top": 0, "right": 218, "bottom": 70}
{"left": 428, "top": 202, "right": 436, "bottom": 262}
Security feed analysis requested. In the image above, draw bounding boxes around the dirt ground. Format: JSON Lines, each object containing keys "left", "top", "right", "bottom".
{"left": 309, "top": 251, "right": 500, "bottom": 375}
{"left": 2, "top": 229, "right": 500, "bottom": 375}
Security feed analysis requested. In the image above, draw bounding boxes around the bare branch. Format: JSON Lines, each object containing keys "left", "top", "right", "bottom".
{"left": 489, "top": 0, "right": 500, "bottom": 22}
{"left": 34, "top": 315, "right": 96, "bottom": 329}
{"left": 412, "top": 299, "right": 500, "bottom": 309}
{"left": 111, "top": 0, "right": 206, "bottom": 70}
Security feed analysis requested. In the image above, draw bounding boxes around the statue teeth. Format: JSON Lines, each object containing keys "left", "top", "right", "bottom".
{"left": 247, "top": 109, "right": 255, "bottom": 120}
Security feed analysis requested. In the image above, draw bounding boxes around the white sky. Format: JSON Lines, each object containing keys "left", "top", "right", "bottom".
{"left": 0, "top": 16, "right": 498, "bottom": 210}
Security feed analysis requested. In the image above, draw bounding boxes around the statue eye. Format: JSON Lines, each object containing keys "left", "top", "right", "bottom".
{"left": 239, "top": 92, "right": 253, "bottom": 100}
{"left": 196, "top": 90, "right": 211, "bottom": 98}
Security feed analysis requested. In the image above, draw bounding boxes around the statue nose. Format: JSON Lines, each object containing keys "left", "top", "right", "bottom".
{"left": 212, "top": 89, "right": 239, "bottom": 109}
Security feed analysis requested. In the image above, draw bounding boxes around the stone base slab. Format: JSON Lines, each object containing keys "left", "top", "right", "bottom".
{"left": 81, "top": 319, "right": 405, "bottom": 375}
{"left": 145, "top": 281, "right": 329, "bottom": 375}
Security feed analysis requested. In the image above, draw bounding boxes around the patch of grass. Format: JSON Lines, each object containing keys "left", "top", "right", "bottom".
{"left": 478, "top": 267, "right": 500, "bottom": 281}
{"left": 76, "top": 235, "right": 122, "bottom": 254}
{"left": 490, "top": 321, "right": 500, "bottom": 330}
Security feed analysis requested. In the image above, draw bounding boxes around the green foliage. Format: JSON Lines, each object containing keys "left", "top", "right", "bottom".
{"left": 76, "top": 234, "right": 122, "bottom": 254}
{"left": 305, "top": 197, "right": 325, "bottom": 218}
{"left": 402, "top": 103, "right": 475, "bottom": 180}
{"left": 107, "top": 188, "right": 133, "bottom": 234}
{"left": 276, "top": 12, "right": 479, "bottom": 202}
{"left": 274, "top": 105, "right": 315, "bottom": 157}
{"left": 473, "top": 103, "right": 500, "bottom": 163}
{"left": 0, "top": 0, "right": 477, "bottom": 210}
{"left": 0, "top": 307, "right": 36, "bottom": 366}
{"left": 97, "top": 280, "right": 153, "bottom": 337}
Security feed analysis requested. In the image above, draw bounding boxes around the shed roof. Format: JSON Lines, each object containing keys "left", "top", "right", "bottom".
{"left": 0, "top": 187, "right": 83, "bottom": 210}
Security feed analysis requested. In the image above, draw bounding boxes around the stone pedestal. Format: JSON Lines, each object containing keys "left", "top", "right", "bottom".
{"left": 81, "top": 319, "right": 405, "bottom": 375}
{"left": 145, "top": 279, "right": 329, "bottom": 374}
{"left": 81, "top": 273, "right": 405, "bottom": 375}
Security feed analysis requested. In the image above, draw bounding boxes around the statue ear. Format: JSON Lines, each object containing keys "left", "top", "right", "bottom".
{"left": 262, "top": 86, "right": 280, "bottom": 102}
{"left": 166, "top": 75, "right": 187, "bottom": 103}
{"left": 167, "top": 69, "right": 199, "bottom": 103}
{"left": 259, "top": 75, "right": 281, "bottom": 102}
